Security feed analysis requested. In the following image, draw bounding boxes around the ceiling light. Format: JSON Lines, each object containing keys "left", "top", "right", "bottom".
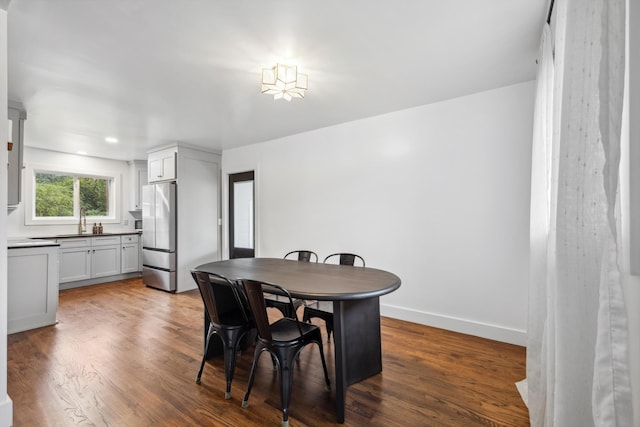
{"left": 76, "top": 151, "right": 87, "bottom": 155}
{"left": 261, "top": 64, "right": 307, "bottom": 101}
{"left": 105, "top": 137, "right": 118, "bottom": 143}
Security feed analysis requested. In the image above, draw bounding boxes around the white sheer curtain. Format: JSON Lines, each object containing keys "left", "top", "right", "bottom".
{"left": 527, "top": 0, "right": 633, "bottom": 425}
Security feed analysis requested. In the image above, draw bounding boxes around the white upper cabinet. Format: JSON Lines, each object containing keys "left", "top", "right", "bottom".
{"left": 148, "top": 147, "right": 177, "bottom": 182}
{"left": 8, "top": 104, "right": 26, "bottom": 208}
{"left": 129, "top": 160, "right": 148, "bottom": 210}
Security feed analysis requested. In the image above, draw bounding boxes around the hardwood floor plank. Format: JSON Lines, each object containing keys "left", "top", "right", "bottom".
{"left": 8, "top": 278, "right": 529, "bottom": 426}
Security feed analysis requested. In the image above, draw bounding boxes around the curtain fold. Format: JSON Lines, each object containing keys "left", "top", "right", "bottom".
{"left": 527, "top": 0, "right": 632, "bottom": 425}
{"left": 527, "top": 22, "right": 555, "bottom": 425}
{"left": 592, "top": 0, "right": 631, "bottom": 424}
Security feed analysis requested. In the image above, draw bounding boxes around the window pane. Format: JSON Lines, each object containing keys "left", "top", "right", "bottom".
{"left": 35, "top": 173, "right": 74, "bottom": 217}
{"left": 80, "top": 177, "right": 110, "bottom": 216}
{"left": 233, "top": 181, "right": 254, "bottom": 249}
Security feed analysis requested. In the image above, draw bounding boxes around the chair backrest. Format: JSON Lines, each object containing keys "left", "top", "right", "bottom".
{"left": 323, "top": 253, "right": 365, "bottom": 267}
{"left": 241, "top": 279, "right": 304, "bottom": 341}
{"left": 191, "top": 271, "right": 250, "bottom": 326}
{"left": 284, "top": 250, "right": 318, "bottom": 263}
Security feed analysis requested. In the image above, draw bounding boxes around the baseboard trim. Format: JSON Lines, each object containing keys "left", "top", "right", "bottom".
{"left": 0, "top": 394, "right": 13, "bottom": 427}
{"left": 380, "top": 304, "right": 526, "bottom": 346}
{"left": 59, "top": 272, "right": 141, "bottom": 290}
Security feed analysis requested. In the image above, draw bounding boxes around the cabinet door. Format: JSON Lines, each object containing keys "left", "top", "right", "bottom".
{"left": 60, "top": 247, "right": 92, "bottom": 283}
{"left": 8, "top": 107, "right": 25, "bottom": 207}
{"left": 134, "top": 167, "right": 148, "bottom": 209}
{"left": 160, "top": 154, "right": 176, "bottom": 180}
{"left": 92, "top": 245, "right": 121, "bottom": 278}
{"left": 148, "top": 148, "right": 176, "bottom": 182}
{"left": 121, "top": 243, "right": 140, "bottom": 273}
{"left": 148, "top": 157, "right": 164, "bottom": 182}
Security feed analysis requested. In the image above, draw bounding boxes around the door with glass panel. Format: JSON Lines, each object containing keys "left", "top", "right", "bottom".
{"left": 229, "top": 171, "right": 255, "bottom": 258}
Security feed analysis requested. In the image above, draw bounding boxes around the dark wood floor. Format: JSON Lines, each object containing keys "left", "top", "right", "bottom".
{"left": 7, "top": 278, "right": 529, "bottom": 426}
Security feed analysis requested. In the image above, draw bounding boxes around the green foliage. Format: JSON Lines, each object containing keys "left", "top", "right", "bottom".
{"left": 35, "top": 173, "right": 111, "bottom": 217}
{"left": 35, "top": 174, "right": 74, "bottom": 217}
{"left": 80, "top": 177, "right": 109, "bottom": 216}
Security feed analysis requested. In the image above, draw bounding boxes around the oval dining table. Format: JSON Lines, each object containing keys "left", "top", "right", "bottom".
{"left": 193, "top": 257, "right": 401, "bottom": 424}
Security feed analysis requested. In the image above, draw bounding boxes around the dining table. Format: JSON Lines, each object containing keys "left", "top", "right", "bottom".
{"left": 193, "top": 257, "right": 401, "bottom": 423}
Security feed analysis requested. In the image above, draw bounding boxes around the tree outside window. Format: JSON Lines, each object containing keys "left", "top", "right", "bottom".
{"left": 35, "top": 172, "right": 112, "bottom": 218}
{"left": 79, "top": 177, "right": 109, "bottom": 216}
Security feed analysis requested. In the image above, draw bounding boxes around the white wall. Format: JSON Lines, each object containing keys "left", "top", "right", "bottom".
{"left": 223, "top": 81, "right": 535, "bottom": 345}
{"left": 6, "top": 147, "right": 135, "bottom": 238}
{"left": 0, "top": 5, "right": 13, "bottom": 426}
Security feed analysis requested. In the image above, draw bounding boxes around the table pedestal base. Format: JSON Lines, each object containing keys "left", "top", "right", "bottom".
{"left": 333, "top": 297, "right": 382, "bottom": 423}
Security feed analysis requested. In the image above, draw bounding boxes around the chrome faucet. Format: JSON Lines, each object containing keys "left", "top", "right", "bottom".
{"left": 78, "top": 207, "right": 87, "bottom": 234}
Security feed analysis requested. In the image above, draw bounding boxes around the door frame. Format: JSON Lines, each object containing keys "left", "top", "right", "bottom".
{"left": 223, "top": 166, "right": 260, "bottom": 260}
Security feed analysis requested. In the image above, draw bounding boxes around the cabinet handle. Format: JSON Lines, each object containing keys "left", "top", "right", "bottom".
{"left": 87, "top": 250, "right": 90, "bottom": 253}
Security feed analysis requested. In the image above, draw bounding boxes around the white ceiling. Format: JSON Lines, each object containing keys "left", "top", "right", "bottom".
{"left": 7, "top": 0, "right": 547, "bottom": 161}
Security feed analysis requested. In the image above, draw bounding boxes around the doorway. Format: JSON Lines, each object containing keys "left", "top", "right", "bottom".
{"left": 229, "top": 171, "right": 255, "bottom": 258}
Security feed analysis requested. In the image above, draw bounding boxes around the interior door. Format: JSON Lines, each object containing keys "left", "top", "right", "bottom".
{"left": 229, "top": 171, "right": 255, "bottom": 259}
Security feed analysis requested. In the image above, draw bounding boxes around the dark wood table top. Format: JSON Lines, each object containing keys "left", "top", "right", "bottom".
{"left": 194, "top": 258, "right": 401, "bottom": 301}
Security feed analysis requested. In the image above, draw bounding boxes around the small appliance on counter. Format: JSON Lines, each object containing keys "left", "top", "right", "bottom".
{"left": 128, "top": 209, "right": 143, "bottom": 230}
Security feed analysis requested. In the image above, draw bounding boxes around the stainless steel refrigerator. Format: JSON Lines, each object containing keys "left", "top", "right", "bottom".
{"left": 142, "top": 182, "right": 177, "bottom": 291}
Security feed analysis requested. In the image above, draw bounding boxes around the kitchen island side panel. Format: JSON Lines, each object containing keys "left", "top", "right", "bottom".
{"left": 8, "top": 245, "right": 59, "bottom": 334}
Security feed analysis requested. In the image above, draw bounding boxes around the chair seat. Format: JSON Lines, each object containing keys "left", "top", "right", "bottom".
{"left": 269, "top": 317, "right": 322, "bottom": 343}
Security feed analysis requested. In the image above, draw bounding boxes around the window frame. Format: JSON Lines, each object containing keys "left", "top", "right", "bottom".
{"left": 25, "top": 163, "right": 121, "bottom": 226}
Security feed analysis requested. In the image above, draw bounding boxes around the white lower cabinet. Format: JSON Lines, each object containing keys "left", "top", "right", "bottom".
{"left": 8, "top": 245, "right": 59, "bottom": 334}
{"left": 59, "top": 239, "right": 92, "bottom": 282}
{"left": 58, "top": 235, "right": 140, "bottom": 284}
{"left": 121, "top": 234, "right": 140, "bottom": 273}
{"left": 91, "top": 236, "right": 121, "bottom": 278}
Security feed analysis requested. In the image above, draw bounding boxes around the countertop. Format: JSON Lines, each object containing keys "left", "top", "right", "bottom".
{"left": 44, "top": 231, "right": 141, "bottom": 239}
{"left": 8, "top": 239, "right": 60, "bottom": 249}
{"left": 8, "top": 231, "right": 141, "bottom": 249}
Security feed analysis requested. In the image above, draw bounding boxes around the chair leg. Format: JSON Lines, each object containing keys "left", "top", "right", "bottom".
{"left": 277, "top": 347, "right": 299, "bottom": 427}
{"left": 196, "top": 325, "right": 215, "bottom": 384}
{"left": 316, "top": 340, "right": 331, "bottom": 391}
{"left": 303, "top": 308, "right": 334, "bottom": 342}
{"left": 222, "top": 334, "right": 241, "bottom": 399}
{"left": 325, "top": 318, "right": 333, "bottom": 341}
{"left": 242, "top": 344, "right": 266, "bottom": 408}
{"left": 302, "top": 308, "right": 311, "bottom": 324}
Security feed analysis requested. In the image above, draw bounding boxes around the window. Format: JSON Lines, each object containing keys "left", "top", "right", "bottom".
{"left": 25, "top": 165, "right": 120, "bottom": 225}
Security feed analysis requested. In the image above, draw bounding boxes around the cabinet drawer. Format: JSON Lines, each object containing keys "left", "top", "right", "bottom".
{"left": 91, "top": 236, "right": 121, "bottom": 246}
{"left": 121, "top": 234, "right": 139, "bottom": 244}
{"left": 57, "top": 238, "right": 91, "bottom": 249}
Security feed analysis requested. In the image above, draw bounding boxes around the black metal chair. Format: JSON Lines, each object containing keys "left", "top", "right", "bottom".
{"left": 283, "top": 250, "right": 318, "bottom": 263}
{"left": 302, "top": 253, "right": 366, "bottom": 340}
{"left": 264, "top": 250, "right": 318, "bottom": 318}
{"left": 323, "top": 252, "right": 365, "bottom": 267}
{"left": 240, "top": 279, "right": 331, "bottom": 427}
{"left": 191, "top": 271, "right": 254, "bottom": 400}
